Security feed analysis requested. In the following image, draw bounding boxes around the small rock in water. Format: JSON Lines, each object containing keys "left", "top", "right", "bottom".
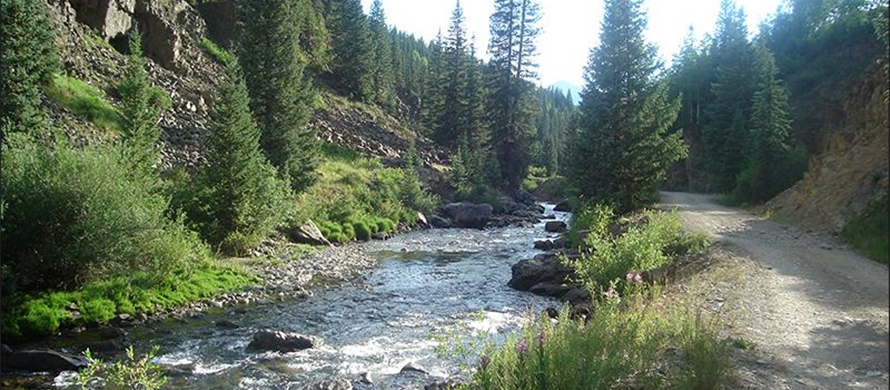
{"left": 301, "top": 377, "right": 353, "bottom": 390}
{"left": 215, "top": 320, "right": 240, "bottom": 329}
{"left": 399, "top": 361, "right": 427, "bottom": 375}
{"left": 866, "top": 371, "right": 882, "bottom": 377}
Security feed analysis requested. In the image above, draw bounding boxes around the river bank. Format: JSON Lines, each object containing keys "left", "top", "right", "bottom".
{"left": 1, "top": 202, "right": 561, "bottom": 389}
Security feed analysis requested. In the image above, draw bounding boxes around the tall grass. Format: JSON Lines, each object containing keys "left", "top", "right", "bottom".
{"left": 291, "top": 145, "right": 438, "bottom": 243}
{"left": 43, "top": 73, "right": 122, "bottom": 134}
{"left": 454, "top": 289, "right": 731, "bottom": 390}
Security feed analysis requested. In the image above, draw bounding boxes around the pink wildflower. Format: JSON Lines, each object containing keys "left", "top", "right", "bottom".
{"left": 605, "top": 287, "right": 618, "bottom": 299}
{"left": 536, "top": 332, "right": 547, "bottom": 346}
{"left": 516, "top": 339, "right": 529, "bottom": 355}
{"left": 634, "top": 273, "right": 643, "bottom": 283}
{"left": 626, "top": 273, "right": 634, "bottom": 282}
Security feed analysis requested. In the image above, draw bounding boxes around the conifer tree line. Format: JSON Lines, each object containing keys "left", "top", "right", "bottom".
{"left": 664, "top": 0, "right": 886, "bottom": 203}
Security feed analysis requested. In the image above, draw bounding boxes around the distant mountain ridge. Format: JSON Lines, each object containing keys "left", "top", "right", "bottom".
{"left": 548, "top": 80, "right": 582, "bottom": 105}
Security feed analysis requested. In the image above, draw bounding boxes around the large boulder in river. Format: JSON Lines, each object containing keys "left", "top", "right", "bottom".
{"left": 554, "top": 199, "right": 571, "bottom": 212}
{"left": 247, "top": 330, "right": 322, "bottom": 353}
{"left": 428, "top": 215, "right": 452, "bottom": 228}
{"left": 2, "top": 349, "right": 89, "bottom": 372}
{"left": 441, "top": 202, "right": 493, "bottom": 229}
{"left": 544, "top": 221, "right": 567, "bottom": 233}
{"left": 508, "top": 253, "right": 574, "bottom": 291}
{"left": 287, "top": 220, "right": 332, "bottom": 246}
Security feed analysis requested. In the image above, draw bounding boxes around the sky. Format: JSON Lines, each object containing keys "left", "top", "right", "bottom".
{"left": 362, "top": 0, "right": 785, "bottom": 88}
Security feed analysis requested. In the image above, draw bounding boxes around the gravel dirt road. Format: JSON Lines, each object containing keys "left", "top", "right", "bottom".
{"left": 659, "top": 192, "right": 889, "bottom": 390}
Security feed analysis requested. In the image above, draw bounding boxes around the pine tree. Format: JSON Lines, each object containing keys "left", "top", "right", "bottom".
{"left": 204, "top": 62, "right": 289, "bottom": 254}
{"left": 568, "top": 0, "right": 687, "bottom": 212}
{"left": 295, "top": 0, "right": 332, "bottom": 74}
{"left": 433, "top": 0, "right": 471, "bottom": 148}
{"left": 118, "top": 28, "right": 171, "bottom": 177}
{"left": 733, "top": 45, "right": 795, "bottom": 202}
{"left": 702, "top": 0, "right": 756, "bottom": 192}
{"left": 369, "top": 0, "right": 395, "bottom": 106}
{"left": 325, "top": 0, "right": 374, "bottom": 101}
{"left": 486, "top": 0, "right": 542, "bottom": 194}
{"left": 238, "top": 0, "right": 319, "bottom": 193}
{"left": 0, "top": 0, "right": 59, "bottom": 142}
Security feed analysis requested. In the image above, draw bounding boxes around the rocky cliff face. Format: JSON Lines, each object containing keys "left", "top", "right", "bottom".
{"left": 42, "top": 0, "right": 447, "bottom": 170}
{"left": 766, "top": 65, "right": 889, "bottom": 232}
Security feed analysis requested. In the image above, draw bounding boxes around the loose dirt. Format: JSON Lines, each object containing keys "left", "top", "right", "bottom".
{"left": 660, "top": 192, "right": 889, "bottom": 390}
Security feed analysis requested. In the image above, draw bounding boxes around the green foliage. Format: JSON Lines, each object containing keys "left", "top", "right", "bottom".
{"left": 842, "top": 195, "right": 889, "bottom": 263}
{"left": 43, "top": 73, "right": 123, "bottom": 134}
{"left": 2, "top": 266, "right": 253, "bottom": 336}
{"left": 566, "top": 207, "right": 705, "bottom": 293}
{"left": 569, "top": 0, "right": 686, "bottom": 213}
{"left": 486, "top": 0, "right": 542, "bottom": 193}
{"left": 77, "top": 346, "right": 167, "bottom": 390}
{"left": 294, "top": 0, "right": 332, "bottom": 73}
{"left": 0, "top": 0, "right": 59, "bottom": 141}
{"left": 0, "top": 137, "right": 210, "bottom": 293}
{"left": 353, "top": 220, "right": 372, "bottom": 240}
{"left": 292, "top": 155, "right": 438, "bottom": 243}
{"left": 195, "top": 63, "right": 291, "bottom": 255}
{"left": 325, "top": 0, "right": 375, "bottom": 101}
{"left": 368, "top": 0, "right": 395, "bottom": 106}
{"left": 727, "top": 44, "right": 806, "bottom": 204}
{"left": 451, "top": 300, "right": 730, "bottom": 390}
{"left": 199, "top": 38, "right": 234, "bottom": 65}
{"left": 239, "top": 0, "right": 319, "bottom": 193}
{"left": 533, "top": 87, "right": 576, "bottom": 176}
{"left": 118, "top": 28, "right": 171, "bottom": 176}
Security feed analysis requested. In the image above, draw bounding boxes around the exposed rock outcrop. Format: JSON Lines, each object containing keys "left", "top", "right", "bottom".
{"left": 766, "top": 65, "right": 889, "bottom": 232}
{"left": 287, "top": 220, "right": 332, "bottom": 247}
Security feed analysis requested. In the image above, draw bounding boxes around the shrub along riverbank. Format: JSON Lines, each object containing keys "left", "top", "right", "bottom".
{"left": 443, "top": 203, "right": 729, "bottom": 389}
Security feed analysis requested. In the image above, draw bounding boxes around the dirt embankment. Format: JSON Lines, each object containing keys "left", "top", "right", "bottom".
{"left": 661, "top": 191, "right": 889, "bottom": 390}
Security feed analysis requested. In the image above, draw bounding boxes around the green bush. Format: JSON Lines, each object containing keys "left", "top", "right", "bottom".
{"left": 44, "top": 73, "right": 122, "bottom": 134}
{"left": 843, "top": 195, "right": 889, "bottom": 263}
{"left": 0, "top": 139, "right": 210, "bottom": 293}
{"left": 78, "top": 346, "right": 166, "bottom": 390}
{"left": 565, "top": 207, "right": 701, "bottom": 294}
{"left": 353, "top": 220, "right": 372, "bottom": 240}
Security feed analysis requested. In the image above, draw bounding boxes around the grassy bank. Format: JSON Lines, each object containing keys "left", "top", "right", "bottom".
{"left": 292, "top": 144, "right": 438, "bottom": 243}
{"left": 442, "top": 204, "right": 728, "bottom": 390}
{"left": 842, "top": 195, "right": 889, "bottom": 263}
{"left": 1, "top": 266, "right": 254, "bottom": 337}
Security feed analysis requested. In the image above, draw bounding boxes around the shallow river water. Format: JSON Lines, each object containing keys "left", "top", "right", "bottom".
{"left": 51, "top": 205, "right": 569, "bottom": 389}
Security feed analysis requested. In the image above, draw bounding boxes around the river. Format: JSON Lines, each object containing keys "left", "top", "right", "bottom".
{"left": 48, "top": 204, "right": 569, "bottom": 389}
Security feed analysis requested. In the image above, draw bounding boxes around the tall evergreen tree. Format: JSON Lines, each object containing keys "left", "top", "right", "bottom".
{"left": 0, "top": 0, "right": 59, "bottom": 142}
{"left": 702, "top": 0, "right": 756, "bottom": 192}
{"left": 204, "top": 62, "right": 289, "bottom": 254}
{"left": 238, "top": 0, "right": 319, "bottom": 193}
{"left": 433, "top": 0, "right": 471, "bottom": 147}
{"left": 733, "top": 45, "right": 795, "bottom": 202}
{"left": 369, "top": 0, "right": 395, "bottom": 106}
{"left": 295, "top": 0, "right": 332, "bottom": 74}
{"left": 118, "top": 28, "right": 171, "bottom": 177}
{"left": 568, "top": 0, "right": 686, "bottom": 212}
{"left": 325, "top": 0, "right": 374, "bottom": 101}
{"left": 486, "top": 0, "right": 542, "bottom": 193}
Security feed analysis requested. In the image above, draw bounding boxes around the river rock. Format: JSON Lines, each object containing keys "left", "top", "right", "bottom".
{"left": 399, "top": 361, "right": 428, "bottom": 375}
{"left": 529, "top": 282, "right": 576, "bottom": 298}
{"left": 428, "top": 215, "right": 452, "bottom": 228}
{"left": 301, "top": 377, "right": 353, "bottom": 390}
{"left": 554, "top": 199, "right": 571, "bottom": 212}
{"left": 544, "top": 221, "right": 567, "bottom": 233}
{"left": 441, "top": 202, "right": 493, "bottom": 229}
{"left": 508, "top": 253, "right": 574, "bottom": 291}
{"left": 247, "top": 330, "right": 322, "bottom": 353}
{"left": 534, "top": 240, "right": 555, "bottom": 250}
{"left": 287, "top": 220, "right": 332, "bottom": 246}
{"left": 2, "top": 349, "right": 89, "bottom": 372}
